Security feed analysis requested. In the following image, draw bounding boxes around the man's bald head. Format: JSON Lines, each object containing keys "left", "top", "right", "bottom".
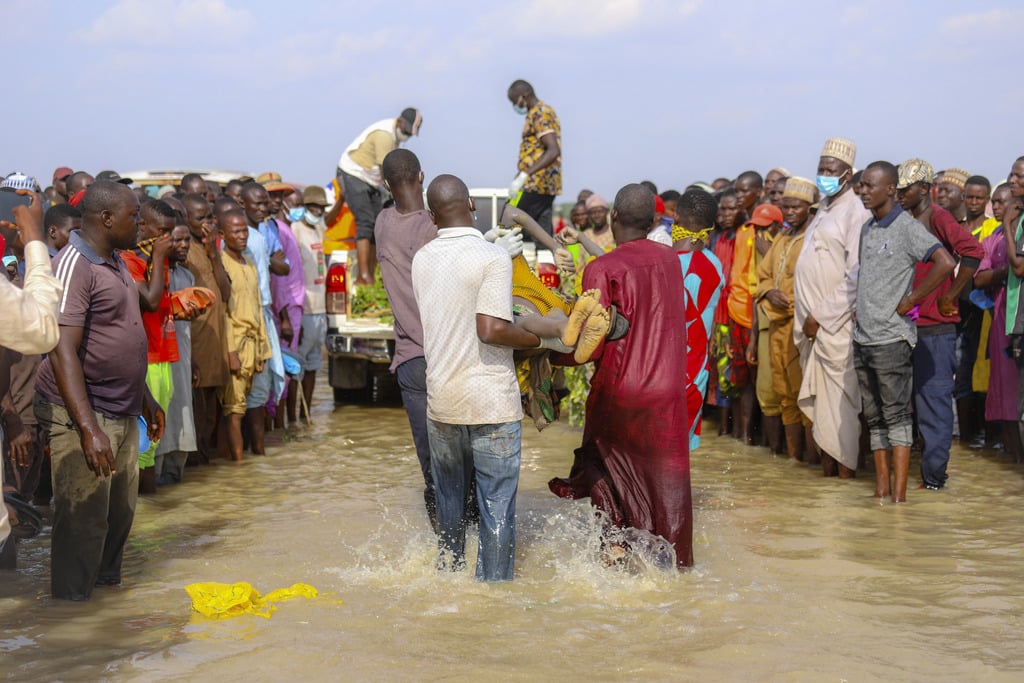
{"left": 612, "top": 183, "right": 656, "bottom": 233}
{"left": 79, "top": 179, "right": 132, "bottom": 218}
{"left": 426, "top": 174, "right": 472, "bottom": 228}
{"left": 180, "top": 173, "right": 207, "bottom": 195}
{"left": 66, "top": 171, "right": 95, "bottom": 196}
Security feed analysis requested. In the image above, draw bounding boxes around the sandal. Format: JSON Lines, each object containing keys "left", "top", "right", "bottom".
{"left": 170, "top": 287, "right": 217, "bottom": 319}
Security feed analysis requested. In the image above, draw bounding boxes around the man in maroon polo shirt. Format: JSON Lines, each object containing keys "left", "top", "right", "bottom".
{"left": 34, "top": 180, "right": 164, "bottom": 601}
{"left": 896, "top": 159, "right": 984, "bottom": 491}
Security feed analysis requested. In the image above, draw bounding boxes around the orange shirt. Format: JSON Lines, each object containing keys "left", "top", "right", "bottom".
{"left": 727, "top": 224, "right": 757, "bottom": 329}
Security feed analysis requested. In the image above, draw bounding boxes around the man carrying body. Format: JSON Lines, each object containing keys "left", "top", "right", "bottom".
{"left": 793, "top": 137, "right": 870, "bottom": 478}
{"left": 411, "top": 174, "right": 565, "bottom": 581}
{"left": 34, "top": 181, "right": 164, "bottom": 599}
{"left": 896, "top": 159, "right": 984, "bottom": 491}
{"left": 337, "top": 107, "right": 423, "bottom": 285}
{"left": 854, "top": 162, "right": 953, "bottom": 502}
{"left": 507, "top": 80, "right": 562, "bottom": 238}
{"left": 549, "top": 184, "right": 693, "bottom": 569}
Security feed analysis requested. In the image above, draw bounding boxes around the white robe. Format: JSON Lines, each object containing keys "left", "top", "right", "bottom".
{"left": 793, "top": 188, "right": 870, "bottom": 469}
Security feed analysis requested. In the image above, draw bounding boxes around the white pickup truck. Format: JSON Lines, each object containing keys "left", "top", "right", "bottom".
{"left": 325, "top": 188, "right": 516, "bottom": 403}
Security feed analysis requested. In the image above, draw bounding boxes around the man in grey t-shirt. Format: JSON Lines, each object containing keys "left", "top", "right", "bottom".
{"left": 852, "top": 162, "right": 953, "bottom": 504}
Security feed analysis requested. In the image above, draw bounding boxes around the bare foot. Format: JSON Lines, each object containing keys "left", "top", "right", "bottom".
{"left": 562, "top": 289, "right": 602, "bottom": 347}
{"left": 574, "top": 306, "right": 611, "bottom": 363}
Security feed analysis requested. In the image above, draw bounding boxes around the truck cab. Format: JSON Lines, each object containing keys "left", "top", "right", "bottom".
{"left": 325, "top": 188, "right": 560, "bottom": 403}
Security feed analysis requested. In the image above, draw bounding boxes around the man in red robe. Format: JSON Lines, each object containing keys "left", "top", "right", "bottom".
{"left": 549, "top": 184, "right": 692, "bottom": 568}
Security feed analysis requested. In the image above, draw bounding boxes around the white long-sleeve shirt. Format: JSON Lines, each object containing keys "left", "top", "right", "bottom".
{"left": 0, "top": 240, "right": 62, "bottom": 355}
{"left": 1, "top": 238, "right": 61, "bottom": 546}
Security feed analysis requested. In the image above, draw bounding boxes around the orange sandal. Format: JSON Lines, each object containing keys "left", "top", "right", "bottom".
{"left": 171, "top": 286, "right": 217, "bottom": 319}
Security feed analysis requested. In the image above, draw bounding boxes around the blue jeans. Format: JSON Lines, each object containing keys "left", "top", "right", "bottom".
{"left": 913, "top": 331, "right": 957, "bottom": 488}
{"left": 427, "top": 419, "right": 521, "bottom": 581}
{"left": 395, "top": 358, "right": 435, "bottom": 524}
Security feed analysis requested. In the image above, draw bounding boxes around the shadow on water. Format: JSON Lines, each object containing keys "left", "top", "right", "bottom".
{"left": 2, "top": 380, "right": 1024, "bottom": 681}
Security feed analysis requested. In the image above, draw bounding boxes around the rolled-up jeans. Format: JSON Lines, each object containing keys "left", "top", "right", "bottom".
{"left": 427, "top": 419, "right": 521, "bottom": 582}
{"left": 854, "top": 340, "right": 914, "bottom": 452}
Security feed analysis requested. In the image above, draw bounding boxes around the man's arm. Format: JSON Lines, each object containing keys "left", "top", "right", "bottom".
{"left": 269, "top": 250, "right": 290, "bottom": 275}
{"left": 136, "top": 235, "right": 171, "bottom": 312}
{"left": 898, "top": 248, "right": 955, "bottom": 315}
{"left": 932, "top": 209, "right": 983, "bottom": 312}
{"left": 524, "top": 132, "right": 560, "bottom": 176}
{"left": 49, "top": 325, "right": 116, "bottom": 477}
{"left": 0, "top": 193, "right": 61, "bottom": 354}
{"left": 476, "top": 313, "right": 541, "bottom": 349}
{"left": 206, "top": 233, "right": 232, "bottom": 303}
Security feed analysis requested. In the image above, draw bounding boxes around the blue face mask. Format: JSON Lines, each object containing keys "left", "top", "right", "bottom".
{"left": 816, "top": 173, "right": 845, "bottom": 197}
{"left": 2, "top": 255, "right": 17, "bottom": 268}
{"left": 288, "top": 207, "right": 305, "bottom": 222}
{"left": 513, "top": 104, "right": 528, "bottom": 116}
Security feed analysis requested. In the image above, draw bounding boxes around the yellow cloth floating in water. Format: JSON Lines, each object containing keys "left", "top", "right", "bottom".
{"left": 185, "top": 581, "right": 321, "bottom": 620}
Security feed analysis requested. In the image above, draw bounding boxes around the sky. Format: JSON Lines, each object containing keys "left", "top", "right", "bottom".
{"left": 4, "top": 0, "right": 1022, "bottom": 199}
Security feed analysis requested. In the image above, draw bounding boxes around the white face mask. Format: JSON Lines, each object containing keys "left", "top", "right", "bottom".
{"left": 303, "top": 211, "right": 322, "bottom": 226}
{"left": 396, "top": 128, "right": 411, "bottom": 143}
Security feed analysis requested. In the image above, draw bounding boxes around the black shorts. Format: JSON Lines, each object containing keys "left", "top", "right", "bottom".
{"left": 338, "top": 169, "right": 382, "bottom": 243}
{"left": 516, "top": 191, "right": 555, "bottom": 238}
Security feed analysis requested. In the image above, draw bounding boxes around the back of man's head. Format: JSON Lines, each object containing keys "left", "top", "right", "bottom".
{"left": 676, "top": 188, "right": 718, "bottom": 231}
{"left": 613, "top": 184, "right": 655, "bottom": 232}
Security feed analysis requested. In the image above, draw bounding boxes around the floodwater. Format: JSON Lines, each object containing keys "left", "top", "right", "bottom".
{"left": 2, "top": 380, "right": 1024, "bottom": 682}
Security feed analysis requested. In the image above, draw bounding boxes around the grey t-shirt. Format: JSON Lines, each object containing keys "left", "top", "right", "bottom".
{"left": 854, "top": 206, "right": 941, "bottom": 347}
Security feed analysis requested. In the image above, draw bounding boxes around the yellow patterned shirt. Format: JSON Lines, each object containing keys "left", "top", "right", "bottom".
{"left": 517, "top": 101, "right": 562, "bottom": 196}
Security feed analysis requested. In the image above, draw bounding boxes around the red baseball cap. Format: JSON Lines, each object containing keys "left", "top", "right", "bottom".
{"left": 749, "top": 203, "right": 784, "bottom": 228}
{"left": 53, "top": 166, "right": 73, "bottom": 181}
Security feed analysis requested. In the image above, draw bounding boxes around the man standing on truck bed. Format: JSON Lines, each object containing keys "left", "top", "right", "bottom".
{"left": 337, "top": 107, "right": 423, "bottom": 286}
{"left": 506, "top": 79, "right": 561, "bottom": 238}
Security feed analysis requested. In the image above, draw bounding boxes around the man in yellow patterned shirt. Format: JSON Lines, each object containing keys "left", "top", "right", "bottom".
{"left": 507, "top": 79, "right": 561, "bottom": 237}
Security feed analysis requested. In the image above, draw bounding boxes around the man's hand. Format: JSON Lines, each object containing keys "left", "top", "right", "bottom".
{"left": 937, "top": 295, "right": 958, "bottom": 318}
{"left": 557, "top": 226, "right": 580, "bottom": 245}
{"left": 229, "top": 351, "right": 241, "bottom": 375}
{"left": 151, "top": 232, "right": 172, "bottom": 261}
{"left": 1, "top": 190, "right": 46, "bottom": 245}
{"left": 554, "top": 247, "right": 576, "bottom": 272}
{"left": 191, "top": 361, "right": 201, "bottom": 388}
{"left": 256, "top": 359, "right": 265, "bottom": 373}
{"left": 802, "top": 314, "right": 819, "bottom": 340}
{"left": 508, "top": 171, "right": 528, "bottom": 200}
{"left": 896, "top": 296, "right": 914, "bottom": 317}
{"left": 280, "top": 314, "right": 294, "bottom": 343}
{"left": 754, "top": 235, "right": 772, "bottom": 257}
{"left": 766, "top": 289, "right": 791, "bottom": 310}
{"left": 494, "top": 227, "right": 524, "bottom": 258}
{"left": 80, "top": 426, "right": 116, "bottom": 478}
{"left": 745, "top": 335, "right": 758, "bottom": 366}
{"left": 8, "top": 425, "right": 33, "bottom": 468}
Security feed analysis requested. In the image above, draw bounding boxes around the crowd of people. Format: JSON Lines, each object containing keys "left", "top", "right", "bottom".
{"left": 0, "top": 168, "right": 333, "bottom": 597}
{"left": 3, "top": 77, "right": 1024, "bottom": 590}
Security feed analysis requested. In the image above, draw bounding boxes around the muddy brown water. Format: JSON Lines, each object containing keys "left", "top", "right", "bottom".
{"left": 2, "top": 380, "right": 1023, "bottom": 681}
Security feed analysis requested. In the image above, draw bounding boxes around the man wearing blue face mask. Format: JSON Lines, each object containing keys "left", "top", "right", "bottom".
{"left": 507, "top": 80, "right": 561, "bottom": 238}
{"left": 793, "top": 137, "right": 871, "bottom": 480}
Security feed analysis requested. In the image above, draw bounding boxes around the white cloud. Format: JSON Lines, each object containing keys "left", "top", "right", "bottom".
{"left": 941, "top": 7, "right": 1024, "bottom": 34}
{"left": 76, "top": 0, "right": 253, "bottom": 46}
{"left": 514, "top": 0, "right": 701, "bottom": 38}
